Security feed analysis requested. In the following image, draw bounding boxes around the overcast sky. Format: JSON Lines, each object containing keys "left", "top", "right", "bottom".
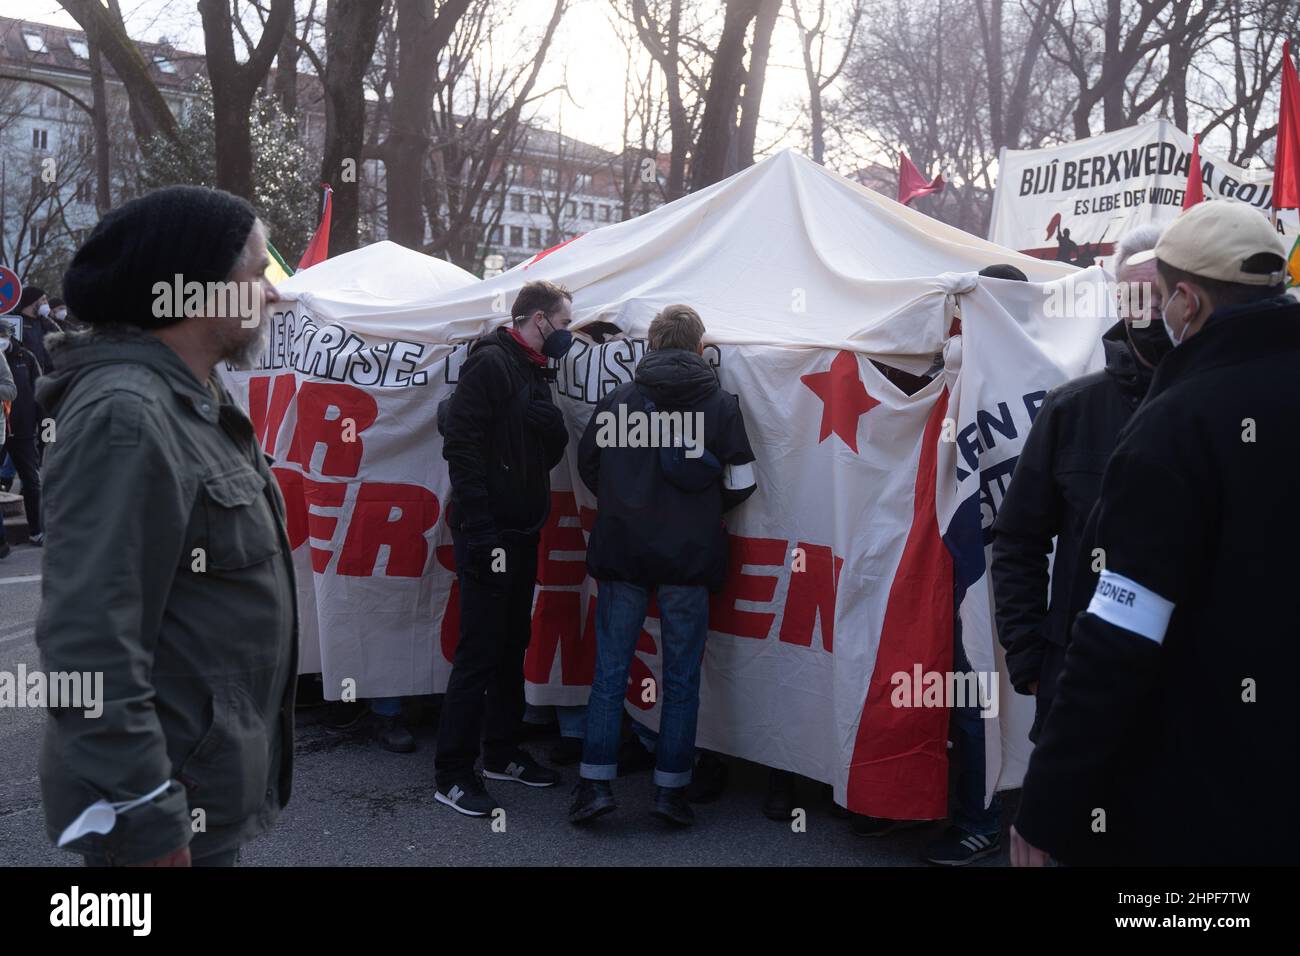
{"left": 3, "top": 0, "right": 817, "bottom": 156}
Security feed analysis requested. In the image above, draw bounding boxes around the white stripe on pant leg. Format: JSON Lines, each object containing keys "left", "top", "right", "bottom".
{"left": 1086, "top": 570, "right": 1175, "bottom": 644}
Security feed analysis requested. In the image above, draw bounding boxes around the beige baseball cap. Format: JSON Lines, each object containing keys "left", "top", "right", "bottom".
{"left": 1128, "top": 201, "right": 1288, "bottom": 286}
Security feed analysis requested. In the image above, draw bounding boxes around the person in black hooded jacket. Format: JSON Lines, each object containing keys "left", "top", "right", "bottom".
{"left": 1012, "top": 200, "right": 1300, "bottom": 867}
{"left": 434, "top": 280, "right": 572, "bottom": 818}
{"left": 990, "top": 226, "right": 1169, "bottom": 743}
{"left": 569, "top": 305, "right": 756, "bottom": 826}
{"left": 0, "top": 318, "right": 45, "bottom": 548}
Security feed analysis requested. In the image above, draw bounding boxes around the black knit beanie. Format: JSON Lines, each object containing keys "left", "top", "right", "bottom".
{"left": 15, "top": 285, "right": 46, "bottom": 313}
{"left": 63, "top": 185, "right": 258, "bottom": 328}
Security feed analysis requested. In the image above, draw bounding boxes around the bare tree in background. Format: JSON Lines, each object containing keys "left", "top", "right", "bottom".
{"left": 198, "top": 0, "right": 293, "bottom": 198}
{"left": 420, "top": 0, "right": 568, "bottom": 269}
{"left": 610, "top": 10, "right": 671, "bottom": 218}
{"left": 789, "top": 0, "right": 862, "bottom": 164}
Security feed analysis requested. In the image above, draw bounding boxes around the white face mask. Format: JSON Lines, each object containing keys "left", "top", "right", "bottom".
{"left": 53, "top": 308, "right": 67, "bottom": 321}
{"left": 0, "top": 337, "right": 10, "bottom": 351}
{"left": 1162, "top": 288, "right": 1198, "bottom": 347}
{"left": 36, "top": 303, "right": 50, "bottom": 318}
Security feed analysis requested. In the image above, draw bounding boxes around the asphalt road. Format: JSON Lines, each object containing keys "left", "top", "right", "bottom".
{"left": 0, "top": 546, "right": 1012, "bottom": 867}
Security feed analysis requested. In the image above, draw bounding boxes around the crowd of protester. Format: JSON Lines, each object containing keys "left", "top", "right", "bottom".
{"left": 15, "top": 185, "right": 1298, "bottom": 866}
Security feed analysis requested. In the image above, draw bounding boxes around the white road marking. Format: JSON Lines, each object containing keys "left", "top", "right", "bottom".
{"left": 0, "top": 575, "right": 41, "bottom": 586}
{"left": 0, "top": 627, "right": 34, "bottom": 646}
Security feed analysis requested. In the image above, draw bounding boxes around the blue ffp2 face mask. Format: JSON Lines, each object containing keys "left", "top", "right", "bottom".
{"left": 540, "top": 316, "right": 573, "bottom": 359}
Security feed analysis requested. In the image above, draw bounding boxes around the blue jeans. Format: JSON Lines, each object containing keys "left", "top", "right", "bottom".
{"left": 952, "top": 638, "right": 1001, "bottom": 836}
{"left": 580, "top": 581, "right": 708, "bottom": 788}
{"left": 0, "top": 454, "right": 13, "bottom": 480}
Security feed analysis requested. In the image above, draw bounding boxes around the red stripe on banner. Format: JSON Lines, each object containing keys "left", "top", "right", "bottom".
{"left": 845, "top": 389, "right": 954, "bottom": 820}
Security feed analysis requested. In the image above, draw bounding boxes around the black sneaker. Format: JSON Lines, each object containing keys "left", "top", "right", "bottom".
{"left": 850, "top": 814, "right": 928, "bottom": 837}
{"left": 924, "top": 826, "right": 1001, "bottom": 866}
{"left": 482, "top": 751, "right": 560, "bottom": 788}
{"left": 435, "top": 775, "right": 499, "bottom": 817}
{"left": 686, "top": 751, "right": 728, "bottom": 803}
{"left": 549, "top": 736, "right": 583, "bottom": 766}
{"left": 568, "top": 778, "right": 617, "bottom": 823}
{"left": 652, "top": 785, "right": 695, "bottom": 826}
{"left": 762, "top": 768, "right": 798, "bottom": 821}
{"left": 370, "top": 714, "right": 417, "bottom": 754}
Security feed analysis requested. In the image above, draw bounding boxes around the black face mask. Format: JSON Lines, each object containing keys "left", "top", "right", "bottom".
{"left": 540, "top": 315, "right": 573, "bottom": 359}
{"left": 1125, "top": 319, "right": 1174, "bottom": 368}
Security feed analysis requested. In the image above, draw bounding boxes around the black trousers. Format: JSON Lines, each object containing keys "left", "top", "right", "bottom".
{"left": 434, "top": 528, "right": 539, "bottom": 788}
{"left": 0, "top": 434, "right": 41, "bottom": 541}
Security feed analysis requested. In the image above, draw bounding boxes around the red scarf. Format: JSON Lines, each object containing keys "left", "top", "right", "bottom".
{"left": 507, "top": 327, "right": 548, "bottom": 366}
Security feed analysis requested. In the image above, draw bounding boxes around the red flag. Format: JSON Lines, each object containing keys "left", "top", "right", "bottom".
{"left": 1183, "top": 135, "right": 1205, "bottom": 209}
{"left": 1275, "top": 39, "right": 1300, "bottom": 210}
{"left": 298, "top": 184, "right": 333, "bottom": 270}
{"left": 897, "top": 152, "right": 945, "bottom": 206}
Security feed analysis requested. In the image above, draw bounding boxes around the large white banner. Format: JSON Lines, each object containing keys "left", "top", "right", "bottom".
{"left": 989, "top": 119, "right": 1294, "bottom": 265}
{"left": 223, "top": 264, "right": 1111, "bottom": 817}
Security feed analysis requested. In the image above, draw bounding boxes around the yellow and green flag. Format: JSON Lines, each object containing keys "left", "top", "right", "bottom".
{"left": 266, "top": 239, "right": 294, "bottom": 285}
{"left": 1288, "top": 234, "right": 1300, "bottom": 288}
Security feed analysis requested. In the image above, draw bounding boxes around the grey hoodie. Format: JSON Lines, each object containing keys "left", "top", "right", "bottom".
{"left": 35, "top": 327, "right": 297, "bottom": 865}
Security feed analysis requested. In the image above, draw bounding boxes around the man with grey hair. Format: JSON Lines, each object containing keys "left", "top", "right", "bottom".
{"left": 990, "top": 223, "right": 1168, "bottom": 757}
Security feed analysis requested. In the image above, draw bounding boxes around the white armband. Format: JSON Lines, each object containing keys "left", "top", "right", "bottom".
{"left": 1086, "top": 570, "right": 1174, "bottom": 644}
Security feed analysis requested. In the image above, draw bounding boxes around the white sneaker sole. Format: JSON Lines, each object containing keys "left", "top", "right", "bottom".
{"left": 481, "top": 768, "right": 558, "bottom": 788}
{"left": 434, "top": 790, "right": 495, "bottom": 817}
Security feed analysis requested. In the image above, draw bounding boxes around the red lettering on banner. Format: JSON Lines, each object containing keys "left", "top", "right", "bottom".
{"left": 779, "top": 543, "right": 844, "bottom": 652}
{"left": 524, "top": 589, "right": 594, "bottom": 685}
{"left": 248, "top": 373, "right": 296, "bottom": 450}
{"left": 304, "top": 479, "right": 347, "bottom": 572}
{"left": 288, "top": 381, "right": 378, "bottom": 477}
{"left": 708, "top": 536, "right": 786, "bottom": 638}
{"left": 337, "top": 483, "right": 440, "bottom": 577}
{"left": 538, "top": 491, "right": 588, "bottom": 586}
{"left": 272, "top": 467, "right": 308, "bottom": 550}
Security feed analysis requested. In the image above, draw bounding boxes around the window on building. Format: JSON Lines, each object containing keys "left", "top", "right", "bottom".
{"left": 77, "top": 131, "right": 90, "bottom": 152}
{"left": 44, "top": 87, "right": 63, "bottom": 108}
{"left": 510, "top": 226, "right": 523, "bottom": 247}
{"left": 540, "top": 166, "right": 558, "bottom": 187}
{"left": 576, "top": 173, "right": 592, "bottom": 191}
{"left": 68, "top": 37, "right": 89, "bottom": 59}
{"left": 506, "top": 162, "right": 522, "bottom": 183}
{"left": 528, "top": 194, "right": 541, "bottom": 214}
{"left": 23, "top": 32, "right": 47, "bottom": 54}
{"left": 490, "top": 225, "right": 503, "bottom": 244}
{"left": 29, "top": 223, "right": 48, "bottom": 247}
{"left": 528, "top": 227, "right": 542, "bottom": 247}
{"left": 32, "top": 128, "right": 48, "bottom": 150}
{"left": 154, "top": 56, "right": 178, "bottom": 75}
{"left": 601, "top": 205, "right": 611, "bottom": 222}
{"left": 582, "top": 202, "right": 593, "bottom": 220}
{"left": 546, "top": 230, "right": 558, "bottom": 246}
{"left": 76, "top": 179, "right": 93, "bottom": 203}
{"left": 566, "top": 200, "right": 576, "bottom": 217}
{"left": 510, "top": 192, "right": 523, "bottom": 212}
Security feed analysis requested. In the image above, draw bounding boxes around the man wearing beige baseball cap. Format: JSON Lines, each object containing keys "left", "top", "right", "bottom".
{"left": 1010, "top": 200, "right": 1300, "bottom": 866}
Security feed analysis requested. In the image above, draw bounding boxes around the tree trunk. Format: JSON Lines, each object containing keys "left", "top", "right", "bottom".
{"left": 198, "top": 0, "right": 293, "bottom": 199}
{"left": 383, "top": 0, "right": 471, "bottom": 249}
{"left": 321, "top": 0, "right": 387, "bottom": 254}
{"left": 736, "top": 0, "right": 780, "bottom": 169}
{"left": 274, "top": 19, "right": 299, "bottom": 117}
{"left": 87, "top": 33, "right": 112, "bottom": 214}
{"left": 691, "top": 0, "right": 759, "bottom": 191}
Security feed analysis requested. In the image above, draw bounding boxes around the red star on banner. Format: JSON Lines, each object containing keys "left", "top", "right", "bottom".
{"left": 800, "top": 350, "right": 880, "bottom": 453}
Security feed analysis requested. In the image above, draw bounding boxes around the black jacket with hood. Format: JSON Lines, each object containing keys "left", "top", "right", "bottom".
{"left": 579, "top": 348, "right": 756, "bottom": 591}
{"left": 990, "top": 321, "right": 1153, "bottom": 713}
{"left": 1015, "top": 294, "right": 1300, "bottom": 865}
{"left": 3, "top": 335, "right": 43, "bottom": 438}
{"left": 442, "top": 326, "right": 569, "bottom": 544}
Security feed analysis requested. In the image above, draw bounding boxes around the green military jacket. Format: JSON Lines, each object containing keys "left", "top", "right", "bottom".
{"left": 35, "top": 327, "right": 297, "bottom": 865}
